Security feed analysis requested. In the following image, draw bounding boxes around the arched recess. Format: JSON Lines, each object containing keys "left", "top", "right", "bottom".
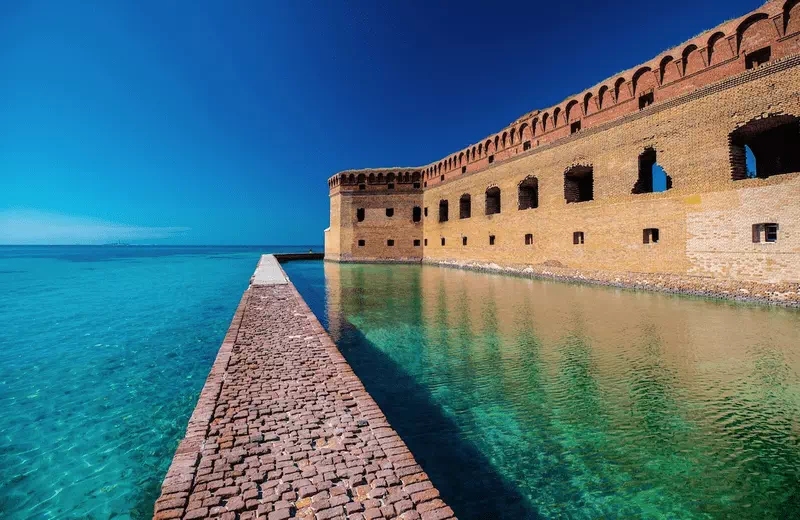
{"left": 614, "top": 78, "right": 629, "bottom": 102}
{"left": 501, "top": 132, "right": 508, "bottom": 148}
{"left": 386, "top": 172, "right": 395, "bottom": 184}
{"left": 707, "top": 32, "right": 732, "bottom": 65}
{"left": 564, "top": 165, "right": 594, "bottom": 203}
{"left": 477, "top": 143, "right": 483, "bottom": 157}
{"left": 368, "top": 173, "right": 375, "bottom": 184}
{"left": 485, "top": 186, "right": 501, "bottom": 215}
{"left": 412, "top": 171, "right": 420, "bottom": 182}
{"left": 682, "top": 45, "right": 704, "bottom": 76}
{"left": 565, "top": 100, "right": 580, "bottom": 122}
{"left": 518, "top": 176, "right": 539, "bottom": 210}
{"left": 519, "top": 123, "right": 530, "bottom": 141}
{"left": 598, "top": 86, "right": 610, "bottom": 110}
{"left": 632, "top": 66, "right": 657, "bottom": 95}
{"left": 459, "top": 152, "right": 465, "bottom": 165}
{"left": 466, "top": 149, "right": 471, "bottom": 162}
{"left": 471, "top": 146, "right": 477, "bottom": 160}
{"left": 659, "top": 56, "right": 678, "bottom": 84}
{"left": 494, "top": 135, "right": 500, "bottom": 151}
{"left": 485, "top": 139, "right": 494, "bottom": 155}
{"left": 531, "top": 117, "right": 539, "bottom": 136}
{"left": 348, "top": 174, "right": 356, "bottom": 185}
{"left": 541, "top": 113, "right": 549, "bottom": 132}
{"left": 786, "top": 0, "right": 800, "bottom": 35}
{"left": 357, "top": 174, "right": 366, "bottom": 185}
{"left": 737, "top": 13, "right": 772, "bottom": 55}
{"left": 553, "top": 107, "right": 562, "bottom": 127}
{"left": 459, "top": 194, "right": 471, "bottom": 219}
{"left": 583, "top": 93, "right": 594, "bottom": 116}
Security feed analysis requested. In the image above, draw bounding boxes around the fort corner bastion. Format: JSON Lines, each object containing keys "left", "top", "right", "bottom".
{"left": 324, "top": 0, "right": 800, "bottom": 304}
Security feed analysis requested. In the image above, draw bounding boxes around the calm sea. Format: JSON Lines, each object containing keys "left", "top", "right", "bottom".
{"left": 284, "top": 260, "right": 800, "bottom": 520}
{"left": 0, "top": 246, "right": 318, "bottom": 520}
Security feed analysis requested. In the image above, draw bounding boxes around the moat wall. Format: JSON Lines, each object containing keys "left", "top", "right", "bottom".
{"left": 325, "top": 1, "right": 800, "bottom": 292}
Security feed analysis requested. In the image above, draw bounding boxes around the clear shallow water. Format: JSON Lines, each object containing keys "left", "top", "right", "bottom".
{"left": 0, "top": 246, "right": 318, "bottom": 520}
{"left": 283, "top": 260, "right": 800, "bottom": 520}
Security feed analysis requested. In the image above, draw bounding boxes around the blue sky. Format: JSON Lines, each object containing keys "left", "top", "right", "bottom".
{"left": 0, "top": 0, "right": 761, "bottom": 245}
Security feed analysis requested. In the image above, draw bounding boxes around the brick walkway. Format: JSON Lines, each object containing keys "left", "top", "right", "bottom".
{"left": 154, "top": 259, "right": 455, "bottom": 520}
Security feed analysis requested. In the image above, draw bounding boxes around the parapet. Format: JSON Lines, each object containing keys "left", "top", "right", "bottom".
{"left": 328, "top": 0, "right": 800, "bottom": 193}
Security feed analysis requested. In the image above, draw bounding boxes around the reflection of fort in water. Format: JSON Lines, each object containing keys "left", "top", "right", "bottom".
{"left": 315, "top": 261, "right": 800, "bottom": 518}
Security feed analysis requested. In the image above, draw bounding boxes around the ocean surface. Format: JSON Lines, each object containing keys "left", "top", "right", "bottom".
{"left": 0, "top": 246, "right": 317, "bottom": 520}
{"left": 3, "top": 249, "right": 800, "bottom": 520}
{"left": 283, "top": 260, "right": 800, "bottom": 520}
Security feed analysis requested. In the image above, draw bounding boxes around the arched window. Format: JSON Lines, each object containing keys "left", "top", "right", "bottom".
{"left": 459, "top": 194, "right": 471, "bottom": 219}
{"left": 518, "top": 176, "right": 539, "bottom": 210}
{"left": 439, "top": 200, "right": 449, "bottom": 222}
{"left": 564, "top": 165, "right": 594, "bottom": 203}
{"left": 729, "top": 115, "right": 800, "bottom": 180}
{"left": 633, "top": 148, "right": 672, "bottom": 194}
{"left": 485, "top": 187, "right": 501, "bottom": 215}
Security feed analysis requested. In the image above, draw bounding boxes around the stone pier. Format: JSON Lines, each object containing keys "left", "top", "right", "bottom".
{"left": 153, "top": 255, "right": 455, "bottom": 520}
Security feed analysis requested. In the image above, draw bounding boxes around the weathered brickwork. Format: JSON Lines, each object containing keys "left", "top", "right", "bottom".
{"left": 154, "top": 262, "right": 455, "bottom": 520}
{"left": 325, "top": 0, "right": 800, "bottom": 299}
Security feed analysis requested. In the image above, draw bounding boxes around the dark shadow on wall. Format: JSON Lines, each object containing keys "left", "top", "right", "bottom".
{"left": 334, "top": 321, "right": 539, "bottom": 519}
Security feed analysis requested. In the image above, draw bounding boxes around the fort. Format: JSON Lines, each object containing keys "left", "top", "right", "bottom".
{"left": 325, "top": 0, "right": 800, "bottom": 305}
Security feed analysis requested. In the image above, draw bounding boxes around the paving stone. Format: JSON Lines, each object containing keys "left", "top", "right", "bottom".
{"left": 152, "top": 267, "right": 454, "bottom": 519}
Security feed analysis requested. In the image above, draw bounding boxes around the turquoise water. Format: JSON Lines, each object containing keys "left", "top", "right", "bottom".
{"left": 0, "top": 246, "right": 317, "bottom": 520}
{"left": 283, "top": 260, "right": 800, "bottom": 520}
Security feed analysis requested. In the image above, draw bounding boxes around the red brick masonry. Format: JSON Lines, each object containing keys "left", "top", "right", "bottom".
{"left": 153, "top": 264, "right": 456, "bottom": 520}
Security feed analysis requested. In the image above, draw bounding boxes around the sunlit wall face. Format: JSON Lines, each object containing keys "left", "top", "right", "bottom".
{"left": 287, "top": 260, "right": 800, "bottom": 520}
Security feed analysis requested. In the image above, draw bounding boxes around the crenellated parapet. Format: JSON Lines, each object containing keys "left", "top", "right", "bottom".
{"left": 329, "top": 0, "right": 800, "bottom": 193}
{"left": 327, "top": 168, "right": 423, "bottom": 192}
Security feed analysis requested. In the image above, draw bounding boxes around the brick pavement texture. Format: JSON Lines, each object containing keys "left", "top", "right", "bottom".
{"left": 153, "top": 272, "right": 456, "bottom": 520}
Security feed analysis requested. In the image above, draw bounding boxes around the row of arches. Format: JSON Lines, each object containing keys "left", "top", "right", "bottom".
{"left": 329, "top": 171, "right": 421, "bottom": 188}
{"left": 419, "top": 2, "right": 797, "bottom": 184}
{"left": 435, "top": 149, "right": 674, "bottom": 221}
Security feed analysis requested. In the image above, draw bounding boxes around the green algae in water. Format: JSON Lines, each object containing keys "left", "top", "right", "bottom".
{"left": 284, "top": 260, "right": 800, "bottom": 520}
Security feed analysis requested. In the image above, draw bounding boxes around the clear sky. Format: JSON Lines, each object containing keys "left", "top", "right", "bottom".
{"left": 0, "top": 0, "right": 763, "bottom": 245}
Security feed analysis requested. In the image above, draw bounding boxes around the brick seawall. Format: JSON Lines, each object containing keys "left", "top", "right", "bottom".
{"left": 154, "top": 255, "right": 455, "bottom": 520}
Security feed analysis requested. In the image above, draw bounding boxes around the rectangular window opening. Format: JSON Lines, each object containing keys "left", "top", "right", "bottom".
{"left": 424, "top": 238, "right": 428, "bottom": 246}
{"left": 571, "top": 121, "right": 582, "bottom": 134}
{"left": 639, "top": 92, "right": 654, "bottom": 110}
{"left": 356, "top": 208, "right": 365, "bottom": 222}
{"left": 488, "top": 155, "right": 495, "bottom": 164}
{"left": 359, "top": 184, "right": 366, "bottom": 190}
{"left": 573, "top": 231, "right": 585, "bottom": 245}
{"left": 388, "top": 183, "right": 395, "bottom": 190}
{"left": 462, "top": 166, "right": 467, "bottom": 174}
{"left": 523, "top": 141, "right": 531, "bottom": 151}
{"left": 386, "top": 208, "right": 394, "bottom": 217}
{"left": 358, "top": 239, "right": 365, "bottom": 247}
{"left": 424, "top": 207, "right": 428, "bottom": 217}
{"left": 387, "top": 239, "right": 395, "bottom": 247}
{"left": 489, "top": 235, "right": 496, "bottom": 246}
{"left": 525, "top": 233, "right": 533, "bottom": 245}
{"left": 441, "top": 175, "right": 445, "bottom": 181}
{"left": 413, "top": 239, "right": 421, "bottom": 247}
{"left": 746, "top": 47, "right": 771, "bottom": 70}
{"left": 462, "top": 236, "right": 468, "bottom": 246}
{"left": 753, "top": 223, "right": 778, "bottom": 243}
{"left": 441, "top": 237, "right": 446, "bottom": 246}
{"left": 643, "top": 228, "right": 660, "bottom": 244}
{"left": 413, "top": 182, "right": 420, "bottom": 189}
